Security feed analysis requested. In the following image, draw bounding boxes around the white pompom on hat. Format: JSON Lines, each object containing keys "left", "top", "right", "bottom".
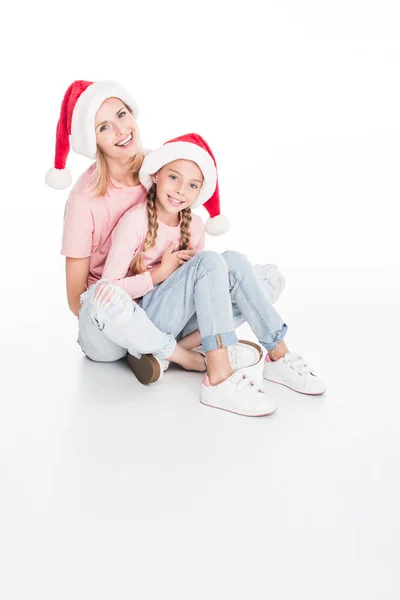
{"left": 139, "top": 133, "right": 230, "bottom": 236}
{"left": 45, "top": 80, "right": 139, "bottom": 190}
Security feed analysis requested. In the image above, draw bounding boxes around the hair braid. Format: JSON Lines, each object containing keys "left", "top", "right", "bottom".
{"left": 130, "top": 185, "right": 159, "bottom": 275}
{"left": 179, "top": 207, "right": 192, "bottom": 250}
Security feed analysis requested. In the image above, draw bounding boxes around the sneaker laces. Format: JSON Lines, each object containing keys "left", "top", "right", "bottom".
{"left": 231, "top": 372, "right": 265, "bottom": 396}
{"left": 282, "top": 353, "right": 313, "bottom": 376}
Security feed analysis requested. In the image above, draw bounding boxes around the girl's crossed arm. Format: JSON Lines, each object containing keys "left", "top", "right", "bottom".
{"left": 102, "top": 208, "right": 183, "bottom": 299}
{"left": 102, "top": 209, "right": 153, "bottom": 299}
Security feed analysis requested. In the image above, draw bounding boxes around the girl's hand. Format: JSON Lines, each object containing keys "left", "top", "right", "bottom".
{"left": 177, "top": 244, "right": 197, "bottom": 265}
{"left": 160, "top": 242, "right": 181, "bottom": 277}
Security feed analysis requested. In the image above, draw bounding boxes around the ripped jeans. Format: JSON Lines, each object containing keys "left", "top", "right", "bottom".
{"left": 77, "top": 256, "right": 286, "bottom": 362}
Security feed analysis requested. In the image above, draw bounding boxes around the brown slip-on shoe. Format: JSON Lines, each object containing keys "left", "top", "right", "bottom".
{"left": 126, "top": 353, "right": 163, "bottom": 385}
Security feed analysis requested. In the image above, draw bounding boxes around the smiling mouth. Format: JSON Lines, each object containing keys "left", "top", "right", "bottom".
{"left": 115, "top": 132, "right": 133, "bottom": 147}
{"left": 167, "top": 195, "right": 184, "bottom": 206}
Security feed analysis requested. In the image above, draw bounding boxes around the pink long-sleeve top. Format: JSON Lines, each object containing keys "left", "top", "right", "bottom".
{"left": 102, "top": 201, "right": 206, "bottom": 300}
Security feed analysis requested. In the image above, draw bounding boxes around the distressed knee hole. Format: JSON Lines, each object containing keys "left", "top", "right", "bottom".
{"left": 92, "top": 282, "right": 123, "bottom": 309}
{"left": 90, "top": 281, "right": 134, "bottom": 325}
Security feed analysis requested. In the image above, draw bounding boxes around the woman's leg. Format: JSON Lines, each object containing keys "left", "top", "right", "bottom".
{"left": 78, "top": 285, "right": 129, "bottom": 363}
{"left": 78, "top": 281, "right": 205, "bottom": 374}
{"left": 176, "top": 328, "right": 202, "bottom": 350}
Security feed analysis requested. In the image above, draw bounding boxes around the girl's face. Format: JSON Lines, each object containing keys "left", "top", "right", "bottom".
{"left": 95, "top": 97, "right": 140, "bottom": 159}
{"left": 152, "top": 159, "right": 204, "bottom": 215}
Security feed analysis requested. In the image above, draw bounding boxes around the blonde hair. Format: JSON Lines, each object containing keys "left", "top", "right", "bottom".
{"left": 90, "top": 103, "right": 145, "bottom": 197}
{"left": 130, "top": 184, "right": 192, "bottom": 276}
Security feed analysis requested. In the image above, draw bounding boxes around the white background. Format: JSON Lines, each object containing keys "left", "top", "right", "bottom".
{"left": 1, "top": 1, "right": 399, "bottom": 599}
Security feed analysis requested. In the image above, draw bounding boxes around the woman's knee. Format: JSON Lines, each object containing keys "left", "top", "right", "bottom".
{"left": 89, "top": 280, "right": 134, "bottom": 327}
{"left": 92, "top": 280, "right": 128, "bottom": 308}
{"left": 82, "top": 345, "right": 127, "bottom": 363}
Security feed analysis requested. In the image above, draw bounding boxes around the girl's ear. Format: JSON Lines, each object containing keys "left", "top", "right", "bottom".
{"left": 151, "top": 173, "right": 158, "bottom": 184}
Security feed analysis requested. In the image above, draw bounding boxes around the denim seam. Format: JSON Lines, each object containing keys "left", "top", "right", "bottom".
{"left": 229, "top": 265, "right": 280, "bottom": 340}
{"left": 202, "top": 259, "right": 218, "bottom": 335}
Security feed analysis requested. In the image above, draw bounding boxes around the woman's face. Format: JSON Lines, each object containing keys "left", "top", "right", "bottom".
{"left": 152, "top": 159, "right": 204, "bottom": 215}
{"left": 95, "top": 97, "right": 140, "bottom": 159}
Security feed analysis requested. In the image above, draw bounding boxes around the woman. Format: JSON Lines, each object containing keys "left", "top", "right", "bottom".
{"left": 46, "top": 80, "right": 285, "bottom": 385}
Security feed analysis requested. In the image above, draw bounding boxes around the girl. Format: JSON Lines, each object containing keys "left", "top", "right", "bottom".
{"left": 46, "top": 80, "right": 285, "bottom": 385}
{"left": 101, "top": 133, "right": 326, "bottom": 417}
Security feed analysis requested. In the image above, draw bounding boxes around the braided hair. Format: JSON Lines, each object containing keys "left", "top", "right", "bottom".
{"left": 130, "top": 184, "right": 192, "bottom": 275}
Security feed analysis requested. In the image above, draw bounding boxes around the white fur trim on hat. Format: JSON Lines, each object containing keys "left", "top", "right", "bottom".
{"left": 206, "top": 214, "right": 230, "bottom": 236}
{"left": 45, "top": 167, "right": 72, "bottom": 190}
{"left": 71, "top": 81, "right": 139, "bottom": 160}
{"left": 139, "top": 141, "right": 217, "bottom": 208}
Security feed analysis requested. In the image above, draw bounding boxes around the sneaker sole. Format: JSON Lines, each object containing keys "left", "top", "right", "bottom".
{"left": 199, "top": 399, "right": 276, "bottom": 417}
{"left": 127, "top": 353, "right": 162, "bottom": 385}
{"left": 263, "top": 375, "right": 326, "bottom": 396}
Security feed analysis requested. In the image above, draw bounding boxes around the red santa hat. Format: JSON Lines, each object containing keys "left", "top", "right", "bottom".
{"left": 45, "top": 80, "right": 139, "bottom": 190}
{"left": 139, "top": 133, "right": 230, "bottom": 236}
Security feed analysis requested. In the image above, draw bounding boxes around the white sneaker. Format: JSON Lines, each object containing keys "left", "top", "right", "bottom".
{"left": 194, "top": 339, "right": 264, "bottom": 372}
{"left": 200, "top": 371, "right": 277, "bottom": 417}
{"left": 263, "top": 352, "right": 326, "bottom": 395}
{"left": 161, "top": 359, "right": 170, "bottom": 372}
{"left": 254, "top": 263, "right": 286, "bottom": 304}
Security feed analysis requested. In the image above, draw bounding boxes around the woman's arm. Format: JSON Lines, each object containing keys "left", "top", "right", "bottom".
{"left": 66, "top": 257, "right": 90, "bottom": 317}
{"left": 61, "top": 188, "right": 93, "bottom": 317}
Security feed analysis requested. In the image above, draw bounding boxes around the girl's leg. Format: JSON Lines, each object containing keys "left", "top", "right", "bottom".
{"left": 221, "top": 250, "right": 288, "bottom": 353}
{"left": 177, "top": 262, "right": 286, "bottom": 347}
{"left": 138, "top": 251, "right": 237, "bottom": 385}
{"left": 139, "top": 251, "right": 277, "bottom": 415}
{"left": 222, "top": 251, "right": 326, "bottom": 394}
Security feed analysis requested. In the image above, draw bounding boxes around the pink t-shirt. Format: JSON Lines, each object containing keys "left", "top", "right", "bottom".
{"left": 102, "top": 201, "right": 206, "bottom": 300}
{"left": 61, "top": 165, "right": 148, "bottom": 287}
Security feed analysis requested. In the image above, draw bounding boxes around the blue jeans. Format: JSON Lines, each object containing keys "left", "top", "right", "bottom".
{"left": 77, "top": 255, "right": 286, "bottom": 361}
{"left": 138, "top": 250, "right": 288, "bottom": 353}
{"left": 78, "top": 283, "right": 176, "bottom": 362}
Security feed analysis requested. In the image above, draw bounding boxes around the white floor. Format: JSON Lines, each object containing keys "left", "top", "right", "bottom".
{"left": 1, "top": 265, "right": 399, "bottom": 600}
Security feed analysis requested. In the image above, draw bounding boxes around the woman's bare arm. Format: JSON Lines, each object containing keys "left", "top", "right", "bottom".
{"left": 65, "top": 257, "right": 90, "bottom": 317}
